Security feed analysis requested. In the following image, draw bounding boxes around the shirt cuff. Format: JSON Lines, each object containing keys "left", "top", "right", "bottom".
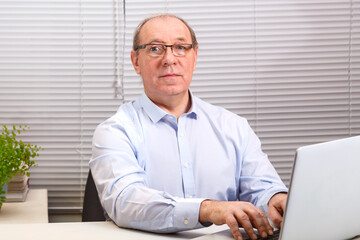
{"left": 173, "top": 197, "right": 206, "bottom": 229}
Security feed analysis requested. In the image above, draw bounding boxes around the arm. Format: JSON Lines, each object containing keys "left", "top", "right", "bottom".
{"left": 89, "top": 116, "right": 205, "bottom": 233}
{"left": 202, "top": 118, "right": 287, "bottom": 240}
{"left": 238, "top": 123, "right": 288, "bottom": 215}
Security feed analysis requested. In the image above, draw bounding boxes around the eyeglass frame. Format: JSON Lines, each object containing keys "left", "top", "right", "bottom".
{"left": 135, "top": 43, "right": 194, "bottom": 57}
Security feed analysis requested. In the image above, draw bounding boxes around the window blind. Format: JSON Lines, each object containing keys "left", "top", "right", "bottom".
{"left": 0, "top": 0, "right": 358, "bottom": 213}
{"left": 251, "top": 0, "right": 360, "bottom": 181}
{"left": 123, "top": 0, "right": 360, "bottom": 186}
{"left": 0, "top": 0, "right": 124, "bottom": 213}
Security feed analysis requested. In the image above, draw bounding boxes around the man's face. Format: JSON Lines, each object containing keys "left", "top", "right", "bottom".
{"left": 131, "top": 17, "right": 198, "bottom": 101}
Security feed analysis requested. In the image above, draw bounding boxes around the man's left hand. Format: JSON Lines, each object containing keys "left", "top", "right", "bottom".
{"left": 267, "top": 193, "right": 287, "bottom": 228}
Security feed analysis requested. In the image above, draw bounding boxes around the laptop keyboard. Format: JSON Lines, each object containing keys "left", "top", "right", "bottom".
{"left": 244, "top": 229, "right": 280, "bottom": 240}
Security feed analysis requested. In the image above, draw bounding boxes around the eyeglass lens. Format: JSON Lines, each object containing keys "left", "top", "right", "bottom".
{"left": 146, "top": 44, "right": 190, "bottom": 57}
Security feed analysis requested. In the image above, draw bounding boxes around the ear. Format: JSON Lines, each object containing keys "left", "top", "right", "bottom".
{"left": 131, "top": 50, "right": 141, "bottom": 74}
{"left": 192, "top": 46, "right": 198, "bottom": 71}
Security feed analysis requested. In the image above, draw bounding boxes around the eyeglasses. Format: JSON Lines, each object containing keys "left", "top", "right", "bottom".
{"left": 135, "top": 43, "right": 194, "bottom": 57}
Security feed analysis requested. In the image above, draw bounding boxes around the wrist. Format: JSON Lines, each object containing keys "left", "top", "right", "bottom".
{"left": 199, "top": 199, "right": 213, "bottom": 223}
{"left": 268, "top": 192, "right": 287, "bottom": 206}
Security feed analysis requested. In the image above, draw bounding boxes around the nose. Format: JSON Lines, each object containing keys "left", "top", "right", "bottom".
{"left": 162, "top": 46, "right": 176, "bottom": 66}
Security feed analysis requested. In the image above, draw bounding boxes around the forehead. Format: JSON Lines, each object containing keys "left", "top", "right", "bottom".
{"left": 139, "top": 16, "right": 192, "bottom": 43}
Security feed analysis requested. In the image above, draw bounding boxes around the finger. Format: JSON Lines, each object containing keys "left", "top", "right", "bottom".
{"left": 225, "top": 215, "right": 244, "bottom": 240}
{"left": 244, "top": 208, "right": 273, "bottom": 238}
{"left": 268, "top": 206, "right": 283, "bottom": 227}
{"left": 233, "top": 212, "right": 257, "bottom": 240}
{"left": 279, "top": 197, "right": 286, "bottom": 213}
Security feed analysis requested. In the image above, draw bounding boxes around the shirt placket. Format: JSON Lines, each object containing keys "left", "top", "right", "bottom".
{"left": 177, "top": 118, "right": 195, "bottom": 199}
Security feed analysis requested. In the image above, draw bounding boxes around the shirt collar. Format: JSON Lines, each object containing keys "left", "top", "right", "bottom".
{"left": 186, "top": 90, "right": 198, "bottom": 120}
{"left": 139, "top": 90, "right": 198, "bottom": 123}
{"left": 139, "top": 93, "right": 167, "bottom": 123}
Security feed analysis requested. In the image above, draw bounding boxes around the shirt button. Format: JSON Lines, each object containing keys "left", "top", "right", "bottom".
{"left": 188, "top": 195, "right": 193, "bottom": 198}
{"left": 184, "top": 219, "right": 189, "bottom": 225}
{"left": 179, "top": 133, "right": 184, "bottom": 137}
{"left": 184, "top": 163, "right": 189, "bottom": 168}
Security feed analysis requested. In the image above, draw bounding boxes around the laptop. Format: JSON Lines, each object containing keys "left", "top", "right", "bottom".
{"left": 194, "top": 136, "right": 360, "bottom": 240}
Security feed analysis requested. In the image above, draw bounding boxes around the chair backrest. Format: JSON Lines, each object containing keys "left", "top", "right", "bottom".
{"left": 82, "top": 170, "right": 106, "bottom": 222}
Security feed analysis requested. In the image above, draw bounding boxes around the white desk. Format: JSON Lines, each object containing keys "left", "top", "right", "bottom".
{"left": 0, "top": 221, "right": 229, "bottom": 240}
{"left": 0, "top": 221, "right": 359, "bottom": 240}
{"left": 0, "top": 189, "right": 48, "bottom": 223}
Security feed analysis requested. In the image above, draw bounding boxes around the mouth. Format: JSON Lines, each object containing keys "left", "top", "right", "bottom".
{"left": 160, "top": 73, "right": 181, "bottom": 78}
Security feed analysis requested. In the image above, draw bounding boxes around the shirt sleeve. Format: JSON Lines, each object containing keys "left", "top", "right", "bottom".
{"left": 89, "top": 114, "right": 206, "bottom": 233}
{"left": 238, "top": 120, "right": 288, "bottom": 215}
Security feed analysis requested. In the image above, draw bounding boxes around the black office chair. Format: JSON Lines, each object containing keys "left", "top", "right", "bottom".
{"left": 82, "top": 170, "right": 106, "bottom": 222}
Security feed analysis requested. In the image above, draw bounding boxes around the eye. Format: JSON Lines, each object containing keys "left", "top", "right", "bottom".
{"left": 174, "top": 45, "right": 186, "bottom": 50}
{"left": 149, "top": 45, "right": 162, "bottom": 52}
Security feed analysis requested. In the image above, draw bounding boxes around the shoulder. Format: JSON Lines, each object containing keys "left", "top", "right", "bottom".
{"left": 94, "top": 100, "right": 140, "bottom": 138}
{"left": 192, "top": 95, "right": 256, "bottom": 154}
{"left": 193, "top": 95, "right": 249, "bottom": 128}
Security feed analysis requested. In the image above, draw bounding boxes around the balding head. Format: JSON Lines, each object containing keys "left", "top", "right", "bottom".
{"left": 133, "top": 14, "right": 198, "bottom": 52}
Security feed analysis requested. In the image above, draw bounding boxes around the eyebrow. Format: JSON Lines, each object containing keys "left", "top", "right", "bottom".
{"left": 147, "top": 37, "right": 188, "bottom": 44}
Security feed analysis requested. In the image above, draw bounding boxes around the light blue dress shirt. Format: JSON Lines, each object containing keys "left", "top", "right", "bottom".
{"left": 90, "top": 91, "right": 287, "bottom": 233}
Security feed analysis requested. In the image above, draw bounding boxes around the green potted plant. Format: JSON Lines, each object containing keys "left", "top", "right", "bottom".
{"left": 0, "top": 124, "right": 42, "bottom": 208}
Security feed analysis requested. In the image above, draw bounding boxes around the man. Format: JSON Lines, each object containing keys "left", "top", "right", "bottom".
{"left": 90, "top": 14, "right": 288, "bottom": 240}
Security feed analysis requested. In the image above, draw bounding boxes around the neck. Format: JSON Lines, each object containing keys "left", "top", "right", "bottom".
{"left": 148, "top": 91, "right": 191, "bottom": 119}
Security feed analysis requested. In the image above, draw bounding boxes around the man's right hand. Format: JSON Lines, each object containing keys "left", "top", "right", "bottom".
{"left": 199, "top": 200, "right": 274, "bottom": 240}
